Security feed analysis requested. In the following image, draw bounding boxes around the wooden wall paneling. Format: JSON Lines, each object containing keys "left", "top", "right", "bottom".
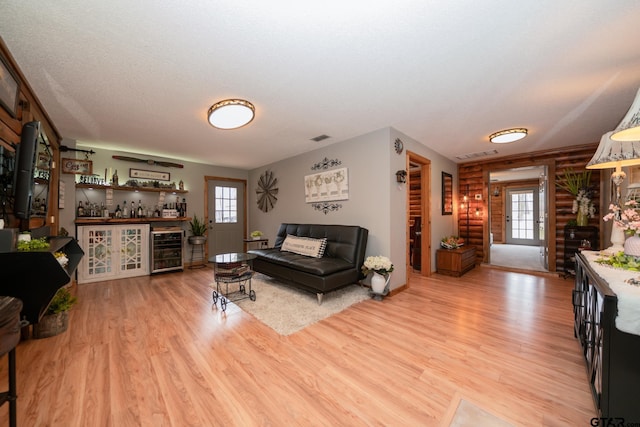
{"left": 490, "top": 183, "right": 504, "bottom": 243}
{"left": 0, "top": 38, "right": 62, "bottom": 232}
{"left": 409, "top": 169, "right": 422, "bottom": 220}
{"left": 458, "top": 144, "right": 600, "bottom": 273}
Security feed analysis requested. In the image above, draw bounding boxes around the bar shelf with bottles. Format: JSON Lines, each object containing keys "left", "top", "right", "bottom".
{"left": 75, "top": 176, "right": 190, "bottom": 225}
{"left": 75, "top": 198, "right": 190, "bottom": 225}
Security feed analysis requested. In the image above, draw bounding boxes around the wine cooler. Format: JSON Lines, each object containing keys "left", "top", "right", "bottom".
{"left": 150, "top": 227, "right": 184, "bottom": 273}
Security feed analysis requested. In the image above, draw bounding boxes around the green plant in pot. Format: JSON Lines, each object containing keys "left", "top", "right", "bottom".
{"left": 188, "top": 214, "right": 207, "bottom": 245}
{"left": 33, "top": 287, "right": 78, "bottom": 339}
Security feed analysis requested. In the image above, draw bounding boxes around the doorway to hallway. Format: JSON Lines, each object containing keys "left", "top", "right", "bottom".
{"left": 407, "top": 152, "right": 431, "bottom": 278}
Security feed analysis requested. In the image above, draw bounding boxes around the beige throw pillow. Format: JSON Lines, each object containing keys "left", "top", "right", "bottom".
{"left": 281, "top": 235, "right": 327, "bottom": 258}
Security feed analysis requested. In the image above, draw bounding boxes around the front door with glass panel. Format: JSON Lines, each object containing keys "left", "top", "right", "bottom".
{"left": 207, "top": 179, "right": 245, "bottom": 256}
{"left": 506, "top": 187, "right": 541, "bottom": 245}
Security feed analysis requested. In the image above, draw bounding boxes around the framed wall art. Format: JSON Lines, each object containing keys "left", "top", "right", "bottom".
{"left": 62, "top": 158, "right": 93, "bottom": 175}
{"left": 0, "top": 54, "right": 20, "bottom": 118}
{"left": 129, "top": 168, "right": 170, "bottom": 181}
{"left": 305, "top": 167, "right": 349, "bottom": 203}
{"left": 442, "top": 171, "right": 453, "bottom": 215}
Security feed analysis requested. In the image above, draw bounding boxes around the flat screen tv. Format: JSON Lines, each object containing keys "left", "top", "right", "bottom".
{"left": 13, "top": 121, "right": 40, "bottom": 219}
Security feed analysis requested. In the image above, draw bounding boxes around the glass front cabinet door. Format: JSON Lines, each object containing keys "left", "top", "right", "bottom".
{"left": 78, "top": 224, "right": 149, "bottom": 284}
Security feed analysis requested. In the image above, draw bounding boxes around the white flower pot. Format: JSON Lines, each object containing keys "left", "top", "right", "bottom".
{"left": 371, "top": 272, "right": 389, "bottom": 295}
{"left": 624, "top": 235, "right": 640, "bottom": 257}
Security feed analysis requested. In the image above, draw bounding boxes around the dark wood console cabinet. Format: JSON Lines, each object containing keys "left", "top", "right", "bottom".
{"left": 436, "top": 246, "right": 476, "bottom": 277}
{"left": 564, "top": 226, "right": 598, "bottom": 277}
{"left": 573, "top": 253, "right": 640, "bottom": 420}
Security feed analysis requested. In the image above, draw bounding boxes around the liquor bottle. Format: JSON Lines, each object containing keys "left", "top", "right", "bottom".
{"left": 77, "top": 201, "right": 85, "bottom": 217}
{"left": 115, "top": 204, "right": 122, "bottom": 218}
{"left": 137, "top": 200, "right": 143, "bottom": 218}
{"left": 112, "top": 170, "right": 119, "bottom": 186}
{"left": 130, "top": 201, "right": 136, "bottom": 218}
{"left": 123, "top": 200, "right": 129, "bottom": 218}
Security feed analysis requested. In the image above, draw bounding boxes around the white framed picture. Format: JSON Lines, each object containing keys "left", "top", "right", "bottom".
{"left": 304, "top": 167, "right": 348, "bottom": 203}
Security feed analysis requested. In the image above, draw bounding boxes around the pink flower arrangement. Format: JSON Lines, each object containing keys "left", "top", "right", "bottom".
{"left": 604, "top": 200, "right": 640, "bottom": 235}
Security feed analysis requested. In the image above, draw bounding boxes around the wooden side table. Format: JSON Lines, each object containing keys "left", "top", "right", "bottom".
{"left": 436, "top": 246, "right": 476, "bottom": 277}
{"left": 243, "top": 238, "right": 269, "bottom": 252}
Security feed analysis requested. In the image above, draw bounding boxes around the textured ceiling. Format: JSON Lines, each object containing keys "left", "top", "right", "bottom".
{"left": 1, "top": 1, "right": 640, "bottom": 170}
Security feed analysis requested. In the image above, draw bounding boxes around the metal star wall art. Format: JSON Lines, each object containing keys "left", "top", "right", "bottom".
{"left": 256, "top": 170, "right": 278, "bottom": 212}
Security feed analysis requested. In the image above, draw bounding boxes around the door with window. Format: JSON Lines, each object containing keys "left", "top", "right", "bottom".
{"left": 207, "top": 179, "right": 246, "bottom": 256}
{"left": 506, "top": 187, "right": 541, "bottom": 245}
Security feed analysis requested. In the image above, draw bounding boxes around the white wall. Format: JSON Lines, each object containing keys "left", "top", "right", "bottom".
{"left": 247, "top": 126, "right": 458, "bottom": 291}
{"left": 390, "top": 128, "right": 459, "bottom": 277}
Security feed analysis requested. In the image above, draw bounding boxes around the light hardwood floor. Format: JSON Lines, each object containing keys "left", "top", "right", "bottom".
{"left": 0, "top": 266, "right": 595, "bottom": 426}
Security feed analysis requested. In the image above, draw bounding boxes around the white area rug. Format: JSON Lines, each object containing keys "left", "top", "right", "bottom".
{"left": 490, "top": 243, "right": 547, "bottom": 272}
{"left": 232, "top": 273, "right": 370, "bottom": 335}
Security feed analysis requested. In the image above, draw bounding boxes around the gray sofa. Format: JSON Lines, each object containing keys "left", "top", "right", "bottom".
{"left": 247, "top": 223, "right": 369, "bottom": 303}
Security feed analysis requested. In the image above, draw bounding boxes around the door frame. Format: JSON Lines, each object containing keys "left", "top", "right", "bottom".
{"left": 407, "top": 151, "right": 431, "bottom": 280}
{"left": 204, "top": 175, "right": 248, "bottom": 261}
{"left": 483, "top": 160, "right": 556, "bottom": 271}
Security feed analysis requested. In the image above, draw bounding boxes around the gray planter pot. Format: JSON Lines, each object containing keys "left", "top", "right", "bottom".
{"left": 33, "top": 311, "right": 69, "bottom": 339}
{"left": 188, "top": 236, "right": 207, "bottom": 245}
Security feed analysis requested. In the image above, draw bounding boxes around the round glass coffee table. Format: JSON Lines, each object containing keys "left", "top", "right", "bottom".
{"left": 209, "top": 252, "right": 257, "bottom": 311}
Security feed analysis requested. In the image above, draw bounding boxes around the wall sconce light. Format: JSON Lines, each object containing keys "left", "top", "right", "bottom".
{"left": 461, "top": 184, "right": 470, "bottom": 244}
{"left": 493, "top": 187, "right": 500, "bottom": 197}
{"left": 396, "top": 170, "right": 407, "bottom": 183}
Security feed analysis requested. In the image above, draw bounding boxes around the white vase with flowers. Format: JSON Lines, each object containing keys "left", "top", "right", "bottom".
{"left": 362, "top": 255, "right": 394, "bottom": 298}
{"left": 558, "top": 169, "right": 595, "bottom": 226}
{"left": 604, "top": 199, "right": 640, "bottom": 256}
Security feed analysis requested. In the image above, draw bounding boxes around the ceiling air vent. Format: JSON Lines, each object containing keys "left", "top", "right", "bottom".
{"left": 455, "top": 149, "right": 498, "bottom": 160}
{"left": 311, "top": 134, "right": 330, "bottom": 142}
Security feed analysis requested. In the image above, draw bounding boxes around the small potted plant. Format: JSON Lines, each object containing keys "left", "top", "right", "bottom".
{"left": 17, "top": 236, "right": 50, "bottom": 251}
{"left": 440, "top": 235, "right": 465, "bottom": 249}
{"left": 250, "top": 230, "right": 263, "bottom": 240}
{"left": 33, "top": 287, "right": 78, "bottom": 339}
{"left": 188, "top": 214, "right": 207, "bottom": 245}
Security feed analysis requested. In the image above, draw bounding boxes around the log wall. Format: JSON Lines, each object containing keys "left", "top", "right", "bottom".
{"left": 458, "top": 144, "right": 603, "bottom": 273}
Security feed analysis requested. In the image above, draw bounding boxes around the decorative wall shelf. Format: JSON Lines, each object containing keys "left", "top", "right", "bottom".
{"left": 75, "top": 183, "right": 188, "bottom": 194}
{"left": 75, "top": 217, "right": 191, "bottom": 225}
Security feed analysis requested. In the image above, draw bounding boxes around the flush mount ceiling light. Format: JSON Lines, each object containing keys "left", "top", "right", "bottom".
{"left": 611, "top": 87, "right": 640, "bottom": 142}
{"left": 489, "top": 128, "right": 528, "bottom": 144}
{"left": 207, "top": 99, "right": 255, "bottom": 129}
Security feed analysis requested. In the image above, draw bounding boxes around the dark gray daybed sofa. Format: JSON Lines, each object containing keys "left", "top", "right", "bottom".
{"left": 247, "top": 223, "right": 369, "bottom": 303}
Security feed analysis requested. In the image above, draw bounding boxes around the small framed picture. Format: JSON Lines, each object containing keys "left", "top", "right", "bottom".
{"left": 0, "top": 54, "right": 20, "bottom": 118}
{"left": 129, "top": 168, "right": 170, "bottom": 181}
{"left": 62, "top": 158, "right": 93, "bottom": 175}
